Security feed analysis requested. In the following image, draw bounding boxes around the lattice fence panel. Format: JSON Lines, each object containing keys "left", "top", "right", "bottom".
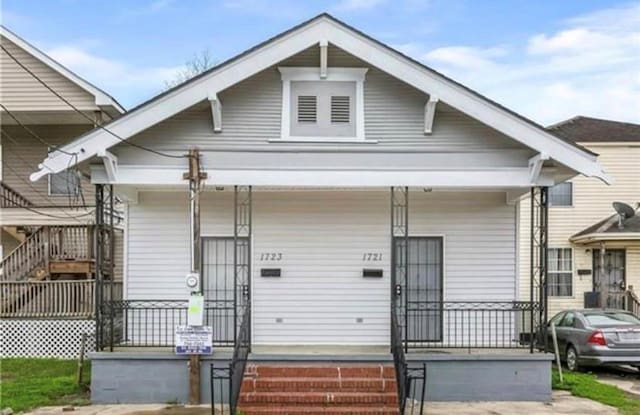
{"left": 0, "top": 319, "right": 95, "bottom": 358}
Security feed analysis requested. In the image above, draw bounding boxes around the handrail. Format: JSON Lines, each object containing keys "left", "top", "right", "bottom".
{"left": 0, "top": 280, "right": 122, "bottom": 318}
{"left": 0, "top": 227, "right": 48, "bottom": 281}
{"left": 211, "top": 303, "right": 251, "bottom": 415}
{"left": 0, "top": 181, "right": 33, "bottom": 207}
{"left": 391, "top": 307, "right": 409, "bottom": 414}
{"left": 626, "top": 288, "right": 640, "bottom": 316}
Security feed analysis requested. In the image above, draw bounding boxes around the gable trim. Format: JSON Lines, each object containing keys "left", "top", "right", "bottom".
{"left": 30, "top": 14, "right": 610, "bottom": 185}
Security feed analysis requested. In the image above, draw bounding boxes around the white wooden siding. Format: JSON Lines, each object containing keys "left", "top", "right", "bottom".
{"left": 117, "top": 44, "right": 530, "bottom": 166}
{"left": 126, "top": 190, "right": 516, "bottom": 345}
{"left": 0, "top": 36, "right": 97, "bottom": 111}
{"left": 518, "top": 144, "right": 640, "bottom": 315}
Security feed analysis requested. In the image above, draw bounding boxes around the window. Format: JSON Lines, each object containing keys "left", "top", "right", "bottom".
{"left": 549, "top": 182, "right": 573, "bottom": 206}
{"left": 278, "top": 67, "right": 367, "bottom": 141}
{"left": 549, "top": 248, "right": 573, "bottom": 296}
{"left": 49, "top": 170, "right": 80, "bottom": 196}
{"left": 559, "top": 312, "right": 576, "bottom": 328}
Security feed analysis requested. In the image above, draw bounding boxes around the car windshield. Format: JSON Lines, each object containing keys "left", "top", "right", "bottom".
{"left": 584, "top": 312, "right": 640, "bottom": 327}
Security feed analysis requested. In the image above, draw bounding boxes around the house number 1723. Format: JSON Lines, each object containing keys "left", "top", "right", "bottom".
{"left": 362, "top": 253, "right": 383, "bottom": 261}
{"left": 260, "top": 253, "right": 282, "bottom": 261}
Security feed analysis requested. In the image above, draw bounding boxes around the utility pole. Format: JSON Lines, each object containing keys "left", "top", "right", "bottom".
{"left": 183, "top": 148, "right": 207, "bottom": 404}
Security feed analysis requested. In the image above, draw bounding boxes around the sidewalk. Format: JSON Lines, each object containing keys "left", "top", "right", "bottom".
{"left": 24, "top": 391, "right": 619, "bottom": 415}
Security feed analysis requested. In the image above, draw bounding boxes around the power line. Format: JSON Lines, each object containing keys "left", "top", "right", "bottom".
{"left": 0, "top": 104, "right": 78, "bottom": 156}
{"left": 1, "top": 129, "right": 83, "bottom": 192}
{"left": 0, "top": 195, "right": 94, "bottom": 219}
{"left": 1, "top": 44, "right": 189, "bottom": 160}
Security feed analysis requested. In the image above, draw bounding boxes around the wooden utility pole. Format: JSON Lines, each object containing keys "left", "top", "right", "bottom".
{"left": 183, "top": 148, "right": 207, "bottom": 404}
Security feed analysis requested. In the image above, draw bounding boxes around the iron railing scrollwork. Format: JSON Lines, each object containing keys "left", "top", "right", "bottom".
{"left": 530, "top": 187, "right": 549, "bottom": 353}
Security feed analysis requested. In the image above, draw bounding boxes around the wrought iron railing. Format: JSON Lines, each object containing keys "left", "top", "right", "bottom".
{"left": 392, "top": 306, "right": 427, "bottom": 414}
{"left": 99, "top": 299, "right": 236, "bottom": 349}
{"left": 403, "top": 301, "right": 538, "bottom": 349}
{"left": 211, "top": 303, "right": 251, "bottom": 415}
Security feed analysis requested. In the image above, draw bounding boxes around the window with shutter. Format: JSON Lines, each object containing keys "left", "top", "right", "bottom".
{"left": 331, "top": 96, "right": 350, "bottom": 123}
{"left": 297, "top": 95, "right": 317, "bottom": 123}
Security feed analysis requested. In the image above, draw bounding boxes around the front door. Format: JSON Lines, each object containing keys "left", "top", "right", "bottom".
{"left": 394, "top": 237, "right": 444, "bottom": 344}
{"left": 593, "top": 249, "right": 626, "bottom": 309}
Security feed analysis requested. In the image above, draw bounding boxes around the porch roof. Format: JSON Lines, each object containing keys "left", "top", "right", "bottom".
{"left": 571, "top": 206, "right": 640, "bottom": 244}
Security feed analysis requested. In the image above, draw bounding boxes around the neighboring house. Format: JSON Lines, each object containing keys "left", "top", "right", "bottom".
{"left": 31, "top": 14, "right": 610, "bottom": 409}
{"left": 0, "top": 26, "right": 124, "bottom": 358}
{"left": 519, "top": 117, "right": 640, "bottom": 318}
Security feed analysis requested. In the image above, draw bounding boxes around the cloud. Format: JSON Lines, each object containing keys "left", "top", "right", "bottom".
{"left": 46, "top": 45, "right": 184, "bottom": 108}
{"left": 333, "top": 0, "right": 386, "bottom": 11}
{"left": 410, "top": 2, "right": 640, "bottom": 124}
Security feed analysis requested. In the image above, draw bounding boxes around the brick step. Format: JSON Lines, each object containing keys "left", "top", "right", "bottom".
{"left": 239, "top": 391, "right": 399, "bottom": 405}
{"left": 248, "top": 364, "right": 395, "bottom": 379}
{"left": 242, "top": 376, "right": 397, "bottom": 393}
{"left": 238, "top": 406, "right": 399, "bottom": 415}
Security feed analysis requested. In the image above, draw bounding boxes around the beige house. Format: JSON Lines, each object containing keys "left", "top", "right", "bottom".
{"left": 519, "top": 116, "right": 640, "bottom": 317}
{"left": 0, "top": 25, "right": 123, "bottom": 334}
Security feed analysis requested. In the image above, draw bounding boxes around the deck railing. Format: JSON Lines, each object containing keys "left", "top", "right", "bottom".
{"left": 1, "top": 181, "right": 33, "bottom": 207}
{"left": 0, "top": 280, "right": 122, "bottom": 318}
{"left": 626, "top": 288, "right": 640, "bottom": 316}
{"left": 0, "top": 227, "right": 48, "bottom": 281}
{"left": 404, "top": 301, "right": 538, "bottom": 349}
{"left": 49, "top": 225, "right": 93, "bottom": 261}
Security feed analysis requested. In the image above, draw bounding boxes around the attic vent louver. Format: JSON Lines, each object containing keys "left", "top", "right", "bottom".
{"left": 297, "top": 95, "right": 317, "bottom": 123}
{"left": 331, "top": 96, "right": 350, "bottom": 123}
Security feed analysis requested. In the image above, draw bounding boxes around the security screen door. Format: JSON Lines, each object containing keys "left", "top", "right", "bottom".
{"left": 593, "top": 249, "right": 626, "bottom": 309}
{"left": 201, "top": 237, "right": 249, "bottom": 345}
{"left": 394, "top": 237, "right": 444, "bottom": 343}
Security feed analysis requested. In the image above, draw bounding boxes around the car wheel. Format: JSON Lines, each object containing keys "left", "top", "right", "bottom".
{"left": 566, "top": 345, "right": 579, "bottom": 372}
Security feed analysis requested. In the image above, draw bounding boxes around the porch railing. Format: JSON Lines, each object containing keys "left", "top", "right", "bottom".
{"left": 0, "top": 226, "right": 48, "bottom": 281}
{"left": 1, "top": 181, "right": 33, "bottom": 207}
{"left": 404, "top": 301, "right": 538, "bottom": 349}
{"left": 0, "top": 280, "right": 121, "bottom": 318}
{"left": 49, "top": 225, "right": 93, "bottom": 261}
{"left": 99, "top": 299, "right": 235, "bottom": 349}
{"left": 626, "top": 289, "right": 640, "bottom": 316}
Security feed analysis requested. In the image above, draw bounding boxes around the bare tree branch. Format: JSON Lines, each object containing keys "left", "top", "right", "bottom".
{"left": 164, "top": 49, "right": 216, "bottom": 89}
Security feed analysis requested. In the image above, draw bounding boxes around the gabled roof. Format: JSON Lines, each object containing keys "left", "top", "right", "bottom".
{"left": 30, "top": 13, "right": 610, "bottom": 184}
{"left": 549, "top": 116, "right": 640, "bottom": 143}
{"left": 571, "top": 205, "right": 640, "bottom": 243}
{"left": 0, "top": 25, "right": 124, "bottom": 115}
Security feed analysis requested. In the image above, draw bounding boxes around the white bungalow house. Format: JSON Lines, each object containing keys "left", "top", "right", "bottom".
{"left": 31, "top": 14, "right": 610, "bottom": 412}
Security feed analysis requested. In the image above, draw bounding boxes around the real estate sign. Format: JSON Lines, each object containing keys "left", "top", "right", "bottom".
{"left": 175, "top": 325, "right": 213, "bottom": 355}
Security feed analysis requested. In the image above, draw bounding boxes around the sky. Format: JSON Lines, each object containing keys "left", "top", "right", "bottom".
{"left": 2, "top": 0, "right": 639, "bottom": 126}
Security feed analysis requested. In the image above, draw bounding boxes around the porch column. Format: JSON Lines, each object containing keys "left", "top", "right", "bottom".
{"left": 390, "top": 186, "right": 409, "bottom": 352}
{"left": 234, "top": 185, "right": 252, "bottom": 347}
{"left": 94, "top": 184, "right": 104, "bottom": 351}
{"left": 529, "top": 186, "right": 548, "bottom": 352}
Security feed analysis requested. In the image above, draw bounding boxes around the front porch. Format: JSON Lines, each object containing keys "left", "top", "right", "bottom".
{"left": 90, "top": 185, "right": 553, "bottom": 408}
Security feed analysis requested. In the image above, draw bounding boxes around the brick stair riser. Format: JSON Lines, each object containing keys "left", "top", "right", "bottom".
{"left": 241, "top": 378, "right": 397, "bottom": 393}
{"left": 247, "top": 365, "right": 395, "bottom": 379}
{"left": 238, "top": 407, "right": 399, "bottom": 415}
{"left": 239, "top": 392, "right": 398, "bottom": 405}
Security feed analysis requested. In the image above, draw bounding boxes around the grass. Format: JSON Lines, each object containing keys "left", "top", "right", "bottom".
{"left": 1, "top": 358, "right": 91, "bottom": 413}
{"left": 552, "top": 368, "right": 640, "bottom": 415}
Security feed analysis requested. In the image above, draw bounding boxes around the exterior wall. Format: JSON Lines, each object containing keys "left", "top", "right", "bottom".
{"left": 519, "top": 144, "right": 640, "bottom": 315}
{"left": 114, "top": 45, "right": 533, "bottom": 168}
{"left": 1, "top": 124, "right": 95, "bottom": 209}
{"left": 0, "top": 36, "right": 97, "bottom": 111}
{"left": 126, "top": 190, "right": 516, "bottom": 345}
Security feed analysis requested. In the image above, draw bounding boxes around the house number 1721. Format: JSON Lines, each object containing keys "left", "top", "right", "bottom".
{"left": 362, "top": 253, "right": 383, "bottom": 261}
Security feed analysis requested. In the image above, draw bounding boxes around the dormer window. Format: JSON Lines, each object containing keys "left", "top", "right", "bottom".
{"left": 278, "top": 67, "right": 367, "bottom": 142}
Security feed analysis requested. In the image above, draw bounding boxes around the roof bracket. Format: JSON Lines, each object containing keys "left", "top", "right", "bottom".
{"left": 208, "top": 93, "right": 222, "bottom": 133}
{"left": 319, "top": 40, "right": 328, "bottom": 79}
{"left": 528, "top": 153, "right": 550, "bottom": 184}
{"left": 424, "top": 95, "right": 439, "bottom": 135}
{"left": 98, "top": 149, "right": 118, "bottom": 182}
